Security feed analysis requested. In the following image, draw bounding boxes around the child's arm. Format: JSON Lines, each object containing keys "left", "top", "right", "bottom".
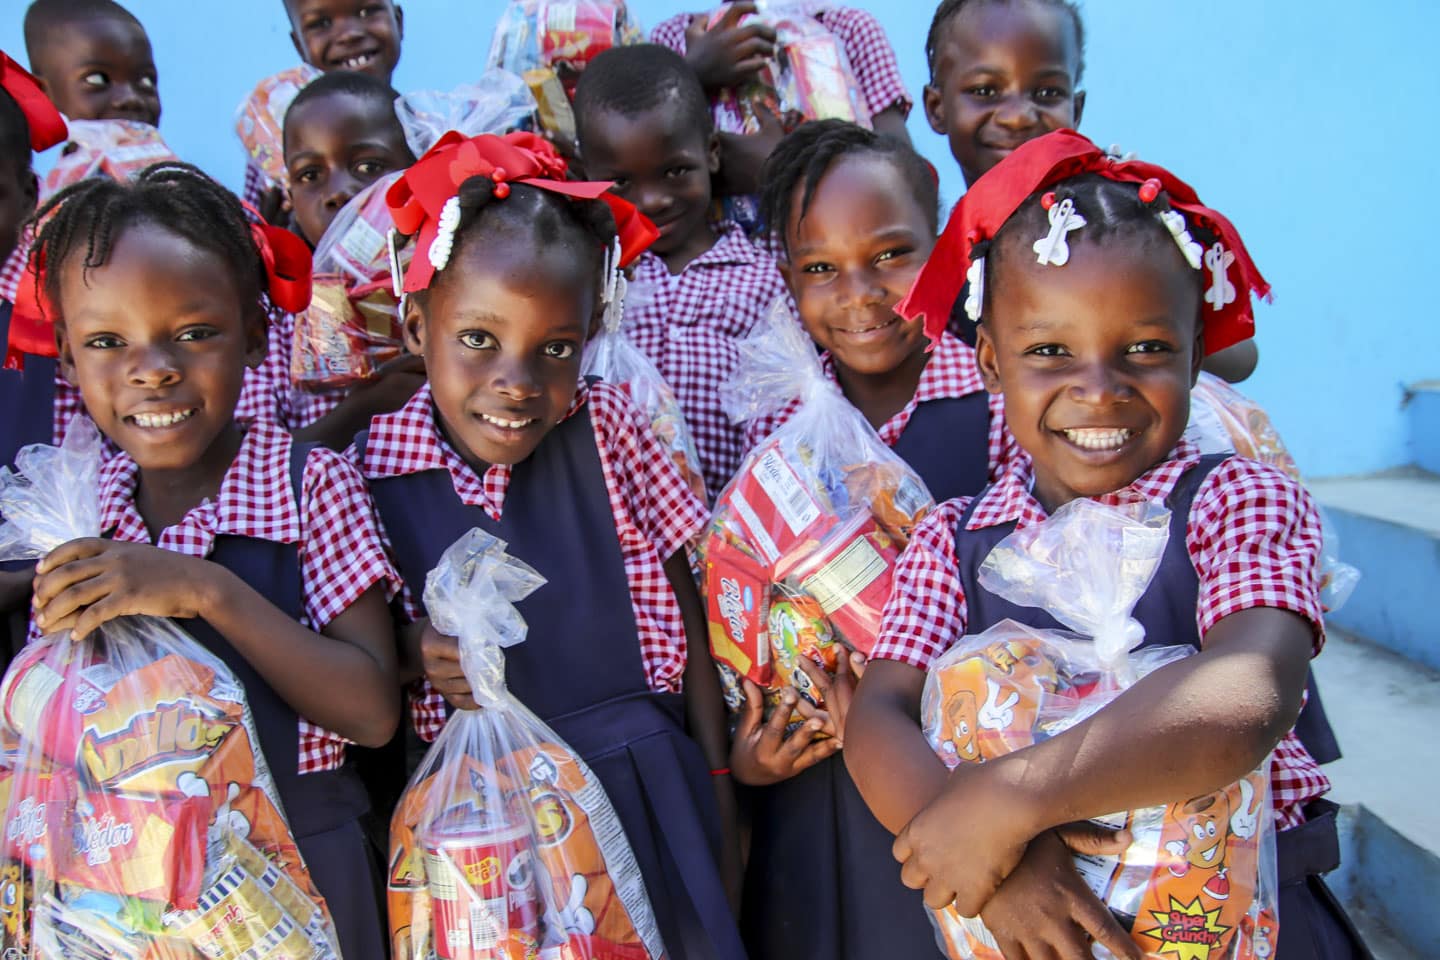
{"left": 33, "top": 540, "right": 400, "bottom": 747}
{"left": 293, "top": 355, "right": 427, "bottom": 450}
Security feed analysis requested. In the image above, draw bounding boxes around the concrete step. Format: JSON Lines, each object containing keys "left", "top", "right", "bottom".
{"left": 1312, "top": 629, "right": 1440, "bottom": 958}
{"left": 1307, "top": 470, "right": 1440, "bottom": 671}
{"left": 1405, "top": 380, "right": 1440, "bottom": 474}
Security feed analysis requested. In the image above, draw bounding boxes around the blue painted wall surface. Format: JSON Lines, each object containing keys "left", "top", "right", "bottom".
{"left": 1, "top": 1, "right": 1426, "bottom": 478}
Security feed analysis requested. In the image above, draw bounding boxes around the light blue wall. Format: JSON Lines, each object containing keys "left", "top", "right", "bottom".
{"left": 1, "top": 1, "right": 1426, "bottom": 477}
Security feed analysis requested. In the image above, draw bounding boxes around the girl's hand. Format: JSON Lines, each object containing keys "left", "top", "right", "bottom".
{"left": 419, "top": 622, "right": 477, "bottom": 710}
{"left": 682, "top": 3, "right": 777, "bottom": 92}
{"left": 792, "top": 650, "right": 866, "bottom": 741}
{"left": 33, "top": 539, "right": 220, "bottom": 639}
{"left": 729, "top": 679, "right": 840, "bottom": 785}
{"left": 978, "top": 828, "right": 1142, "bottom": 960}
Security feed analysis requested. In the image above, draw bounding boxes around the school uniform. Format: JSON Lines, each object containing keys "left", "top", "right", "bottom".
{"left": 624, "top": 222, "right": 789, "bottom": 496}
{"left": 352, "top": 381, "right": 747, "bottom": 960}
{"left": 734, "top": 331, "right": 1007, "bottom": 960}
{"left": 92, "top": 421, "right": 398, "bottom": 960}
{"left": 874, "top": 439, "right": 1370, "bottom": 960}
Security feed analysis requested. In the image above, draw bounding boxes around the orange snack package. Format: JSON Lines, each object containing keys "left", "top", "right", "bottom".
{"left": 488, "top": 1, "right": 644, "bottom": 114}
{"left": 41, "top": 119, "right": 180, "bottom": 199}
{"left": 919, "top": 499, "right": 1280, "bottom": 960}
{"left": 389, "top": 530, "right": 665, "bottom": 960}
{"left": 234, "top": 65, "right": 322, "bottom": 190}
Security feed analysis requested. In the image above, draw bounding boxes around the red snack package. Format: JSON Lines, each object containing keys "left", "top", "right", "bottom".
{"left": 775, "top": 511, "right": 901, "bottom": 657}
{"left": 58, "top": 788, "right": 211, "bottom": 909}
{"left": 41, "top": 119, "right": 180, "bottom": 199}
{"left": 234, "top": 65, "right": 321, "bottom": 190}
{"left": 703, "top": 537, "right": 773, "bottom": 687}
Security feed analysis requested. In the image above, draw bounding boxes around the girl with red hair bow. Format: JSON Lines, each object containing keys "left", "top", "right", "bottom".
{"left": 349, "top": 131, "right": 747, "bottom": 960}
{"left": 845, "top": 131, "right": 1366, "bottom": 960}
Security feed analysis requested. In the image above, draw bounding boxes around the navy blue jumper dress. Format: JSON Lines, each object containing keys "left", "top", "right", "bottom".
{"left": 741, "top": 390, "right": 993, "bottom": 960}
{"left": 361, "top": 400, "right": 747, "bottom": 960}
{"left": 954, "top": 455, "right": 1370, "bottom": 960}
{"left": 150, "top": 441, "right": 386, "bottom": 960}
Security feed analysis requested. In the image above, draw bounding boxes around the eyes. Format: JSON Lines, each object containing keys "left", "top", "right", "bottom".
{"left": 80, "top": 71, "right": 157, "bottom": 93}
{"left": 458, "top": 330, "right": 577, "bottom": 361}
{"left": 1024, "top": 340, "right": 1175, "bottom": 359}
{"left": 961, "top": 83, "right": 1071, "bottom": 105}
{"left": 83, "top": 327, "right": 219, "bottom": 350}
{"left": 292, "top": 157, "right": 396, "bottom": 187}
{"left": 797, "top": 246, "right": 914, "bottom": 279}
{"left": 303, "top": 3, "right": 391, "bottom": 32}
{"left": 1191, "top": 821, "right": 1219, "bottom": 841}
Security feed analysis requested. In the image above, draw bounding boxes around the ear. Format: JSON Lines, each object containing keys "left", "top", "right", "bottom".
{"left": 394, "top": 4, "right": 405, "bottom": 40}
{"left": 54, "top": 321, "right": 78, "bottom": 386}
{"left": 777, "top": 258, "right": 792, "bottom": 292}
{"left": 974, "top": 322, "right": 1003, "bottom": 395}
{"left": 1190, "top": 319, "right": 1206, "bottom": 386}
{"left": 243, "top": 309, "right": 268, "bottom": 370}
{"left": 923, "top": 83, "right": 946, "bottom": 136}
{"left": 402, "top": 294, "right": 427, "bottom": 356}
{"left": 289, "top": 27, "right": 311, "bottom": 67}
{"left": 706, "top": 131, "right": 722, "bottom": 175}
{"left": 1072, "top": 89, "right": 1086, "bottom": 129}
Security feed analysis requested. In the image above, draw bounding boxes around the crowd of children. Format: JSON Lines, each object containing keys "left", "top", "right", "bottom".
{"left": 0, "top": 0, "right": 1368, "bottom": 958}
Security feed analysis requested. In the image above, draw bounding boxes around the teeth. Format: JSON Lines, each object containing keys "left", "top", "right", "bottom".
{"left": 841, "top": 317, "right": 897, "bottom": 335}
{"left": 481, "top": 413, "right": 533, "bottom": 430}
{"left": 343, "top": 54, "right": 374, "bottom": 69}
{"left": 1062, "top": 427, "right": 1132, "bottom": 451}
{"left": 132, "top": 410, "right": 195, "bottom": 428}
{"left": 1202, "top": 843, "right": 1219, "bottom": 863}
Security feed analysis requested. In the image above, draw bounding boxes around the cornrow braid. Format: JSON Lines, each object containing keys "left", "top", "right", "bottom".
{"left": 926, "top": 0, "right": 1086, "bottom": 84}
{"left": 759, "top": 118, "right": 939, "bottom": 255}
{"left": 30, "top": 161, "right": 266, "bottom": 319}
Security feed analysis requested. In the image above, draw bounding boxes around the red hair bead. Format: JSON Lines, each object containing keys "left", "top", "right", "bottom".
{"left": 1138, "top": 178, "right": 1162, "bottom": 204}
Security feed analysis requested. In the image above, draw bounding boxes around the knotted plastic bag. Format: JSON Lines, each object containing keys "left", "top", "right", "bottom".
{"left": 388, "top": 529, "right": 665, "bottom": 960}
{"left": 920, "top": 498, "right": 1279, "bottom": 960}
{"left": 0, "top": 422, "right": 338, "bottom": 958}
{"left": 293, "top": 76, "right": 536, "bottom": 393}
{"left": 233, "top": 65, "right": 322, "bottom": 190}
{"left": 702, "top": 300, "right": 933, "bottom": 725}
{"left": 40, "top": 120, "right": 180, "bottom": 200}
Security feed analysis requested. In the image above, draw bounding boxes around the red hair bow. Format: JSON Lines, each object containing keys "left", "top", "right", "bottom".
{"left": 898, "top": 129, "right": 1269, "bottom": 356}
{"left": 385, "top": 131, "right": 658, "bottom": 293}
{"left": 249, "top": 222, "right": 313, "bottom": 314}
{"left": 0, "top": 51, "right": 66, "bottom": 152}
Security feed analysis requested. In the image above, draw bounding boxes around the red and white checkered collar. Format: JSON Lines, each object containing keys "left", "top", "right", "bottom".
{"left": 0, "top": 242, "right": 27, "bottom": 304}
{"left": 630, "top": 221, "right": 761, "bottom": 276}
{"left": 967, "top": 436, "right": 1203, "bottom": 531}
{"left": 98, "top": 420, "right": 303, "bottom": 550}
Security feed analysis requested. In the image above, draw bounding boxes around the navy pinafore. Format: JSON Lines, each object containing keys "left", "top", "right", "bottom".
{"left": 362, "top": 401, "right": 746, "bottom": 960}
{"left": 162, "top": 442, "right": 385, "bottom": 960}
{"left": 955, "top": 456, "right": 1370, "bottom": 960}
{"left": 741, "top": 392, "right": 993, "bottom": 960}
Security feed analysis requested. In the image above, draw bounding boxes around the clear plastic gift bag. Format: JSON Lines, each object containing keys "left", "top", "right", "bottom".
{"left": 387, "top": 529, "right": 665, "bottom": 960}
{"left": 920, "top": 497, "right": 1280, "bottom": 960}
{"left": 292, "top": 76, "right": 536, "bottom": 392}
{"left": 40, "top": 120, "right": 180, "bottom": 200}
{"left": 0, "top": 422, "right": 339, "bottom": 958}
{"left": 702, "top": 301, "right": 933, "bottom": 725}
{"left": 234, "top": 65, "right": 323, "bottom": 191}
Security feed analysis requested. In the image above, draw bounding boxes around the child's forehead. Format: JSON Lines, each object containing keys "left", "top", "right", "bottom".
{"left": 284, "top": 91, "right": 399, "bottom": 152}
{"left": 54, "top": 15, "right": 153, "bottom": 61}
{"left": 285, "top": 0, "right": 396, "bottom": 21}
{"left": 935, "top": 1, "right": 1079, "bottom": 75}
{"left": 582, "top": 98, "right": 707, "bottom": 154}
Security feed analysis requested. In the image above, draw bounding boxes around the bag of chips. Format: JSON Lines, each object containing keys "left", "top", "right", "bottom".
{"left": 292, "top": 77, "right": 536, "bottom": 393}
{"left": 40, "top": 120, "right": 180, "bottom": 199}
{"left": 388, "top": 529, "right": 665, "bottom": 960}
{"left": 234, "top": 65, "right": 323, "bottom": 193}
{"left": 0, "top": 422, "right": 339, "bottom": 958}
{"left": 1187, "top": 372, "right": 1358, "bottom": 612}
{"left": 702, "top": 301, "right": 932, "bottom": 724}
{"left": 920, "top": 497, "right": 1280, "bottom": 960}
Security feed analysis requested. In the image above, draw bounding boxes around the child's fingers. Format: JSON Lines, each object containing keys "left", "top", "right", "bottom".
{"left": 757, "top": 689, "right": 800, "bottom": 753}
{"left": 420, "top": 627, "right": 462, "bottom": 663}
{"left": 69, "top": 595, "right": 127, "bottom": 643}
{"left": 34, "top": 537, "right": 109, "bottom": 576}
{"left": 788, "top": 736, "right": 842, "bottom": 773}
{"left": 1069, "top": 885, "right": 1143, "bottom": 960}
{"left": 735, "top": 678, "right": 766, "bottom": 737}
{"left": 1054, "top": 820, "right": 1132, "bottom": 857}
{"left": 715, "top": 1, "right": 758, "bottom": 30}
{"left": 848, "top": 651, "right": 867, "bottom": 679}
{"left": 794, "top": 656, "right": 833, "bottom": 700}
{"left": 33, "top": 569, "right": 112, "bottom": 633}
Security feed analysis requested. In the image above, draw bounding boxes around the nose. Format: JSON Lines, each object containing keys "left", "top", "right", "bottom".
{"left": 992, "top": 93, "right": 1039, "bottom": 131}
{"left": 491, "top": 353, "right": 543, "bottom": 403}
{"left": 637, "top": 181, "right": 674, "bottom": 221}
{"left": 336, "top": 15, "right": 367, "bottom": 43}
{"left": 128, "top": 343, "right": 182, "bottom": 388}
{"left": 323, "top": 169, "right": 360, "bottom": 210}
{"left": 835, "top": 267, "right": 884, "bottom": 309}
{"left": 1067, "top": 359, "right": 1131, "bottom": 406}
{"left": 110, "top": 82, "right": 147, "bottom": 114}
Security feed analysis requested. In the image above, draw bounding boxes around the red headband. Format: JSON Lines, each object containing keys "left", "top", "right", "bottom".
{"left": 899, "top": 129, "right": 1269, "bottom": 356}
{"left": 385, "top": 130, "right": 658, "bottom": 293}
{"left": 0, "top": 51, "right": 66, "bottom": 152}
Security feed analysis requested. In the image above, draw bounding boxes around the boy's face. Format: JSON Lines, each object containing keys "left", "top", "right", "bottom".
{"left": 287, "top": 0, "right": 404, "bottom": 82}
{"left": 579, "top": 100, "right": 719, "bottom": 272}
{"left": 33, "top": 16, "right": 161, "bottom": 126}
{"left": 405, "top": 233, "right": 595, "bottom": 472}
{"left": 975, "top": 235, "right": 1203, "bottom": 512}
{"left": 925, "top": 0, "right": 1083, "bottom": 187}
{"left": 284, "top": 91, "right": 412, "bottom": 247}
{"left": 56, "top": 223, "right": 266, "bottom": 476}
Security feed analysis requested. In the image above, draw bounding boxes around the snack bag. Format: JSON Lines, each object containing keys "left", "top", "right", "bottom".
{"left": 388, "top": 529, "right": 665, "bottom": 960}
{"left": 292, "top": 76, "right": 536, "bottom": 393}
{"left": 234, "top": 65, "right": 322, "bottom": 192}
{"left": 41, "top": 119, "right": 180, "bottom": 199}
{"left": 0, "top": 422, "right": 338, "bottom": 958}
{"left": 919, "top": 498, "right": 1280, "bottom": 960}
{"left": 1187, "top": 372, "right": 1359, "bottom": 613}
{"left": 487, "top": 0, "right": 643, "bottom": 141}
{"left": 702, "top": 301, "right": 932, "bottom": 720}
{"left": 581, "top": 245, "right": 706, "bottom": 502}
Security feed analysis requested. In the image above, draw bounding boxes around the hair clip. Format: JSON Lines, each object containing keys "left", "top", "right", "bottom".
{"left": 387, "top": 228, "right": 406, "bottom": 299}
{"left": 1033, "top": 196, "right": 1086, "bottom": 266}
{"left": 1204, "top": 243, "right": 1237, "bottom": 312}
{"left": 492, "top": 166, "right": 511, "bottom": 200}
{"left": 600, "top": 236, "right": 627, "bottom": 332}
{"left": 964, "top": 256, "right": 985, "bottom": 323}
{"left": 1158, "top": 210, "right": 1204, "bottom": 270}
{"left": 428, "top": 196, "right": 462, "bottom": 274}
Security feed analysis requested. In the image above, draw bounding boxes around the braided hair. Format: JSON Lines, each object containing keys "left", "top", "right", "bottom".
{"left": 984, "top": 173, "right": 1217, "bottom": 317}
{"left": 30, "top": 161, "right": 266, "bottom": 320}
{"left": 926, "top": 0, "right": 1086, "bottom": 83}
{"left": 759, "top": 119, "right": 939, "bottom": 254}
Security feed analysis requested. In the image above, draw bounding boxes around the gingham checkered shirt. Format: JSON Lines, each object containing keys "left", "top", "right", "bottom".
{"left": 743, "top": 330, "right": 1016, "bottom": 479}
{"left": 0, "top": 244, "right": 25, "bottom": 305}
{"left": 353, "top": 380, "right": 710, "bottom": 740}
{"left": 651, "top": 2, "right": 913, "bottom": 131}
{"left": 873, "top": 440, "right": 1330, "bottom": 827}
{"left": 91, "top": 420, "right": 400, "bottom": 773}
{"left": 623, "top": 222, "right": 788, "bottom": 495}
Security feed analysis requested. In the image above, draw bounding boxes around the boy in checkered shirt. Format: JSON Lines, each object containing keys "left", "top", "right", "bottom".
{"left": 573, "top": 44, "right": 788, "bottom": 496}
{"left": 27, "top": 163, "right": 401, "bottom": 960}
{"left": 845, "top": 132, "right": 1366, "bottom": 959}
